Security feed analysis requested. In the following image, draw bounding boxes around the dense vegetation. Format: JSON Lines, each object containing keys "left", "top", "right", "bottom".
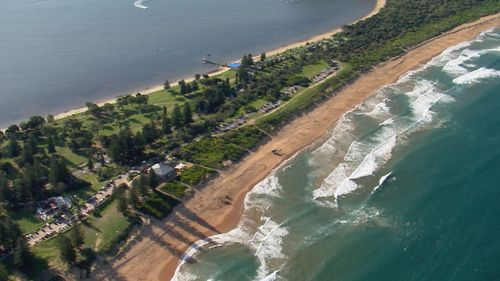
{"left": 0, "top": 0, "right": 499, "bottom": 278}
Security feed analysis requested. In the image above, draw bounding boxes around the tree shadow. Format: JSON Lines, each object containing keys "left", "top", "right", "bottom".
{"left": 82, "top": 220, "right": 101, "bottom": 233}
{"left": 177, "top": 207, "right": 221, "bottom": 235}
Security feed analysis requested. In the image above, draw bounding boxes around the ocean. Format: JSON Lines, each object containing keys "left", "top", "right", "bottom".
{"left": 171, "top": 27, "right": 500, "bottom": 281}
{"left": 0, "top": 0, "right": 375, "bottom": 128}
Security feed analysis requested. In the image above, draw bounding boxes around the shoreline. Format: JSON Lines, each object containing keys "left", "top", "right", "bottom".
{"left": 92, "top": 11, "right": 500, "bottom": 281}
{"left": 46, "top": 0, "right": 385, "bottom": 123}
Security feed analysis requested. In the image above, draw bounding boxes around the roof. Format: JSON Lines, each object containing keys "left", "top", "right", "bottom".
{"left": 152, "top": 163, "right": 175, "bottom": 177}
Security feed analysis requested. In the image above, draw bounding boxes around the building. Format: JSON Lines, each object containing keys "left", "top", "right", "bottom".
{"left": 36, "top": 196, "right": 72, "bottom": 220}
{"left": 151, "top": 162, "right": 175, "bottom": 178}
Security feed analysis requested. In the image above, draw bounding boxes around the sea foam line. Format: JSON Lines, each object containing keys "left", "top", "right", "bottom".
{"left": 312, "top": 29, "right": 500, "bottom": 205}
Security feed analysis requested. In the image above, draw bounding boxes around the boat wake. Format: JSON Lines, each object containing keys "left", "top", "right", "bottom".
{"left": 134, "top": 0, "right": 148, "bottom": 9}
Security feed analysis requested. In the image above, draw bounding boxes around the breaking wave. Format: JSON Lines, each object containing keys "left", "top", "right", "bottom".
{"left": 453, "top": 67, "right": 500, "bottom": 85}
{"left": 313, "top": 79, "right": 448, "bottom": 204}
{"left": 172, "top": 174, "right": 289, "bottom": 281}
{"left": 312, "top": 27, "right": 499, "bottom": 207}
{"left": 371, "top": 172, "right": 392, "bottom": 194}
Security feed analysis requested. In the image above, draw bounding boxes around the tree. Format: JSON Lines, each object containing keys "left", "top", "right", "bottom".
{"left": 6, "top": 136, "right": 21, "bottom": 158}
{"left": 171, "top": 104, "right": 183, "bottom": 128}
{"left": 0, "top": 175, "right": 12, "bottom": 206}
{"left": 49, "top": 157, "right": 70, "bottom": 186}
{"left": 128, "top": 184, "right": 140, "bottom": 208}
{"left": 59, "top": 235, "right": 77, "bottom": 266}
{"left": 0, "top": 264, "right": 8, "bottom": 281}
{"left": 136, "top": 174, "right": 149, "bottom": 196}
{"left": 147, "top": 169, "right": 158, "bottom": 189}
{"left": 47, "top": 135, "right": 56, "bottom": 153}
{"left": 161, "top": 115, "right": 171, "bottom": 134}
{"left": 195, "top": 74, "right": 201, "bottom": 80}
{"left": 113, "top": 184, "right": 129, "bottom": 214}
{"left": 141, "top": 122, "right": 159, "bottom": 143}
{"left": 183, "top": 103, "right": 193, "bottom": 125}
{"left": 5, "top": 124, "right": 20, "bottom": 137}
{"left": 260, "top": 52, "right": 267, "bottom": 62}
{"left": 20, "top": 142, "right": 34, "bottom": 166}
{"left": 163, "top": 79, "right": 171, "bottom": 90}
{"left": 87, "top": 157, "right": 94, "bottom": 171}
{"left": 179, "top": 79, "right": 189, "bottom": 96}
{"left": 69, "top": 225, "right": 85, "bottom": 248}
{"left": 241, "top": 54, "right": 253, "bottom": 67}
{"left": 47, "top": 114, "right": 55, "bottom": 123}
{"left": 64, "top": 118, "right": 83, "bottom": 132}
{"left": 86, "top": 102, "right": 101, "bottom": 117}
{"left": 13, "top": 237, "right": 30, "bottom": 269}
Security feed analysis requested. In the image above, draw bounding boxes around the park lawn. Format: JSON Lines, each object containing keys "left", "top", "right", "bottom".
{"left": 82, "top": 200, "right": 132, "bottom": 253}
{"left": 147, "top": 89, "right": 178, "bottom": 106}
{"left": 79, "top": 172, "right": 107, "bottom": 192}
{"left": 235, "top": 98, "right": 268, "bottom": 117}
{"left": 249, "top": 99, "right": 268, "bottom": 109}
{"left": 32, "top": 236, "right": 66, "bottom": 270}
{"left": 97, "top": 112, "right": 153, "bottom": 136}
{"left": 298, "top": 60, "right": 329, "bottom": 79}
{"left": 11, "top": 208, "right": 45, "bottom": 234}
{"left": 213, "top": 69, "right": 236, "bottom": 83}
{"left": 127, "top": 113, "right": 154, "bottom": 134}
{"left": 55, "top": 146, "right": 88, "bottom": 167}
{"left": 32, "top": 203, "right": 131, "bottom": 270}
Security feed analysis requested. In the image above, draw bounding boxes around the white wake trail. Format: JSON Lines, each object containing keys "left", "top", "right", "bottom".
{"left": 134, "top": 0, "right": 148, "bottom": 9}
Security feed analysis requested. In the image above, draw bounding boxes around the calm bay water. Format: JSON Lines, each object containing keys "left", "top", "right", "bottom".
{"left": 172, "top": 28, "right": 500, "bottom": 281}
{"left": 0, "top": 0, "right": 375, "bottom": 128}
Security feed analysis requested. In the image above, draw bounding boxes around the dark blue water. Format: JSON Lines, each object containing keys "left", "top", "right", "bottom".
{"left": 172, "top": 28, "right": 500, "bottom": 281}
{"left": 0, "top": 0, "right": 375, "bottom": 128}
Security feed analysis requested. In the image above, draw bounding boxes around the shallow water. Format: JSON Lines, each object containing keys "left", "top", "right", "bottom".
{"left": 0, "top": 0, "right": 375, "bottom": 127}
{"left": 172, "top": 27, "right": 500, "bottom": 281}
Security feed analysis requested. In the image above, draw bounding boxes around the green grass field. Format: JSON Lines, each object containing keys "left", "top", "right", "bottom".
{"left": 298, "top": 60, "right": 329, "bottom": 79}
{"left": 11, "top": 208, "right": 46, "bottom": 234}
{"left": 55, "top": 146, "right": 87, "bottom": 167}
{"left": 31, "top": 200, "right": 132, "bottom": 270}
{"left": 82, "top": 200, "right": 132, "bottom": 252}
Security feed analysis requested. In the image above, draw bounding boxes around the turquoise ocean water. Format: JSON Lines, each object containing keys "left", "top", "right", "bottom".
{"left": 171, "top": 27, "right": 500, "bottom": 281}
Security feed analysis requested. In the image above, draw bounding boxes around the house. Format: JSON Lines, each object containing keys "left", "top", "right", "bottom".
{"left": 35, "top": 196, "right": 72, "bottom": 220}
{"left": 151, "top": 162, "right": 175, "bottom": 178}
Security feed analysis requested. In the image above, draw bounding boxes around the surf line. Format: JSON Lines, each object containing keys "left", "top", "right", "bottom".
{"left": 134, "top": 0, "right": 148, "bottom": 9}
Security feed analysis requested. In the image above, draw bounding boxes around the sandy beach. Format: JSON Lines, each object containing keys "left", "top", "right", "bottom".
{"left": 52, "top": 0, "right": 386, "bottom": 123}
{"left": 88, "top": 10, "right": 500, "bottom": 281}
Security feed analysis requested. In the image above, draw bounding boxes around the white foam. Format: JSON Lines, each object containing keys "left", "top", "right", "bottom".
{"left": 453, "top": 67, "right": 500, "bottom": 85}
{"left": 313, "top": 79, "right": 448, "bottom": 204}
{"left": 379, "top": 118, "right": 395, "bottom": 126}
{"left": 261, "top": 270, "right": 279, "bottom": 281}
{"left": 134, "top": 0, "right": 148, "bottom": 9}
{"left": 371, "top": 172, "right": 392, "bottom": 193}
{"left": 172, "top": 174, "right": 289, "bottom": 281}
{"left": 349, "top": 136, "right": 396, "bottom": 180}
{"left": 245, "top": 175, "right": 282, "bottom": 211}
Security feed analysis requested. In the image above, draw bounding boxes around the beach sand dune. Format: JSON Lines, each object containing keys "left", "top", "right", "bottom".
{"left": 89, "top": 10, "right": 500, "bottom": 281}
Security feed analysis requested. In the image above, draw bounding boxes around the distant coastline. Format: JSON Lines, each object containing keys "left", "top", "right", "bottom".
{"left": 25, "top": 0, "right": 386, "bottom": 127}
